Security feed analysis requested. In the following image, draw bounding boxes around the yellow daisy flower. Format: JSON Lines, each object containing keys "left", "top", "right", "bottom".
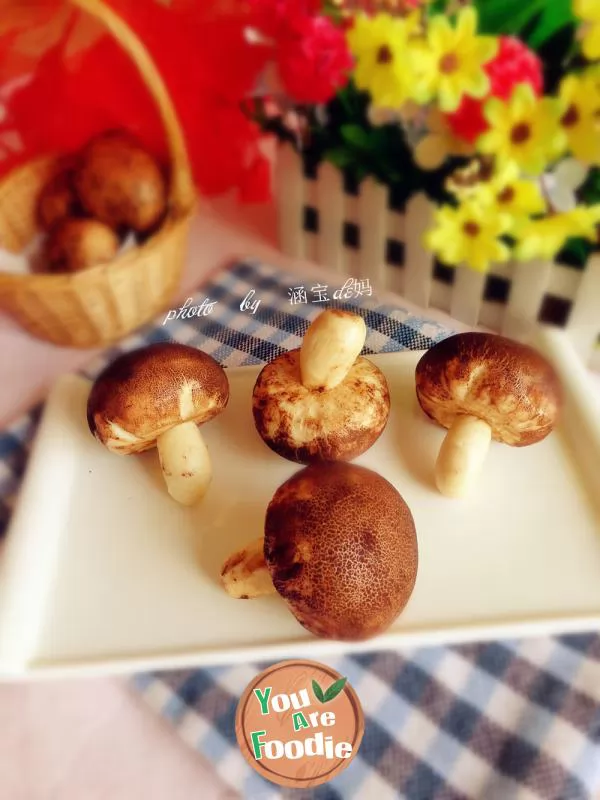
{"left": 414, "top": 107, "right": 475, "bottom": 170}
{"left": 574, "top": 0, "right": 600, "bottom": 60}
{"left": 447, "top": 162, "right": 546, "bottom": 229}
{"left": 513, "top": 216, "right": 573, "bottom": 260}
{"left": 480, "top": 163, "right": 547, "bottom": 222}
{"left": 410, "top": 7, "right": 498, "bottom": 112}
{"left": 478, "top": 84, "right": 567, "bottom": 176}
{"left": 444, "top": 157, "right": 495, "bottom": 199}
{"left": 425, "top": 200, "right": 512, "bottom": 272}
{"left": 347, "top": 13, "right": 420, "bottom": 109}
{"left": 567, "top": 204, "right": 600, "bottom": 237}
{"left": 559, "top": 72, "right": 600, "bottom": 165}
{"left": 514, "top": 205, "right": 600, "bottom": 261}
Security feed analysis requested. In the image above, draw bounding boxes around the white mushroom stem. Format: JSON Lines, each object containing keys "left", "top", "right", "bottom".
{"left": 435, "top": 415, "right": 492, "bottom": 498}
{"left": 221, "top": 536, "right": 276, "bottom": 599}
{"left": 156, "top": 421, "right": 211, "bottom": 506}
{"left": 300, "top": 310, "right": 367, "bottom": 391}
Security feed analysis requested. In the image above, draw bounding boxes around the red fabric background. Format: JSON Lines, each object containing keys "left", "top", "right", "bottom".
{"left": 0, "top": 0, "right": 273, "bottom": 200}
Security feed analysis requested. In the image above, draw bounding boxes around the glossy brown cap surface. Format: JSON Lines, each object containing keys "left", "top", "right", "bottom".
{"left": 264, "top": 462, "right": 418, "bottom": 641}
{"left": 252, "top": 349, "right": 390, "bottom": 463}
{"left": 87, "top": 343, "right": 229, "bottom": 454}
{"left": 415, "top": 332, "right": 562, "bottom": 446}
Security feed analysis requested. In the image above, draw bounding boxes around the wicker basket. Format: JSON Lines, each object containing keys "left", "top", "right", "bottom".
{"left": 0, "top": 0, "right": 196, "bottom": 348}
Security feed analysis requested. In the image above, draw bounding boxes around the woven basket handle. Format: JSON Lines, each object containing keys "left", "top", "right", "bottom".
{"left": 70, "top": 0, "right": 196, "bottom": 213}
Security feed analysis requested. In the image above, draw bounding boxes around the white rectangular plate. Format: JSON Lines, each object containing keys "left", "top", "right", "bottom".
{"left": 1, "top": 328, "right": 599, "bottom": 678}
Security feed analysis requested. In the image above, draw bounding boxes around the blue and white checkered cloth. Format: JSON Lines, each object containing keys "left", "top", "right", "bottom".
{"left": 2, "top": 260, "right": 600, "bottom": 800}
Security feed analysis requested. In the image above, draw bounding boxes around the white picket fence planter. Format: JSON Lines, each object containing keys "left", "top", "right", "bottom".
{"left": 274, "top": 144, "right": 600, "bottom": 370}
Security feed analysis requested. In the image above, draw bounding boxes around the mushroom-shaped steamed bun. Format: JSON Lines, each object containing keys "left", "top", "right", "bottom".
{"left": 415, "top": 332, "right": 562, "bottom": 498}
{"left": 37, "top": 165, "right": 80, "bottom": 232}
{"left": 252, "top": 309, "right": 390, "bottom": 463}
{"left": 75, "top": 130, "right": 167, "bottom": 234}
{"left": 221, "top": 462, "right": 418, "bottom": 642}
{"left": 87, "top": 343, "right": 229, "bottom": 505}
{"left": 46, "top": 218, "right": 120, "bottom": 273}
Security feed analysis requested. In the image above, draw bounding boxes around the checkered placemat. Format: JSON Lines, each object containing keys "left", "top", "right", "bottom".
{"left": 2, "top": 260, "right": 600, "bottom": 800}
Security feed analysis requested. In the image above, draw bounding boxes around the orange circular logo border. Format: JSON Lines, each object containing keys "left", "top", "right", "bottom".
{"left": 235, "top": 659, "right": 365, "bottom": 789}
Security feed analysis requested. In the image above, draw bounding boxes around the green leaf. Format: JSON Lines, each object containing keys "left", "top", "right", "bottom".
{"left": 312, "top": 680, "right": 325, "bottom": 703}
{"left": 426, "top": 0, "right": 450, "bottom": 16}
{"left": 323, "top": 677, "right": 348, "bottom": 703}
{"left": 474, "top": 0, "right": 543, "bottom": 36}
{"left": 557, "top": 237, "right": 594, "bottom": 268}
{"left": 340, "top": 124, "right": 372, "bottom": 150}
{"left": 473, "top": 0, "right": 574, "bottom": 49}
{"left": 580, "top": 167, "right": 600, "bottom": 205}
{"left": 323, "top": 147, "right": 354, "bottom": 169}
{"left": 506, "top": 5, "right": 547, "bottom": 38}
{"left": 335, "top": 85, "right": 356, "bottom": 116}
{"left": 534, "top": 20, "right": 579, "bottom": 92}
{"left": 526, "top": 0, "right": 576, "bottom": 49}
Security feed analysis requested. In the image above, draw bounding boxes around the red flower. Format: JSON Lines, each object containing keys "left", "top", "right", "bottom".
{"left": 336, "top": 0, "right": 423, "bottom": 11}
{"left": 249, "top": 0, "right": 321, "bottom": 38}
{"left": 193, "top": 97, "right": 271, "bottom": 203}
{"left": 4, "top": 5, "right": 273, "bottom": 202}
{"left": 277, "top": 15, "right": 352, "bottom": 104}
{"left": 446, "top": 36, "right": 544, "bottom": 144}
{"left": 247, "top": 0, "right": 352, "bottom": 104}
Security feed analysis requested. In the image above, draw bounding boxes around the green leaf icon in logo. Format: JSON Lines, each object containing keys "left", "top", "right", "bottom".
{"left": 323, "top": 677, "right": 347, "bottom": 702}
{"left": 312, "top": 677, "right": 348, "bottom": 704}
{"left": 312, "top": 679, "right": 325, "bottom": 703}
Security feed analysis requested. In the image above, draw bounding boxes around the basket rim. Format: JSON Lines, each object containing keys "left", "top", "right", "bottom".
{"left": 0, "top": 214, "right": 195, "bottom": 288}
{"left": 0, "top": 216, "right": 194, "bottom": 295}
{"left": 0, "top": 151, "right": 197, "bottom": 287}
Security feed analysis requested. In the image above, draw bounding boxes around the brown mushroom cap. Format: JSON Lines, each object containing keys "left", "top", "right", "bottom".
{"left": 415, "top": 332, "right": 562, "bottom": 446}
{"left": 252, "top": 349, "right": 390, "bottom": 463}
{"left": 46, "top": 218, "right": 120, "bottom": 273}
{"left": 87, "top": 343, "right": 229, "bottom": 454}
{"left": 264, "top": 462, "right": 418, "bottom": 641}
{"left": 74, "top": 131, "right": 167, "bottom": 233}
{"left": 38, "top": 166, "right": 80, "bottom": 232}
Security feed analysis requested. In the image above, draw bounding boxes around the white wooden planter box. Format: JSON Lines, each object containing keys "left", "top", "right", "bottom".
{"left": 274, "top": 143, "right": 600, "bottom": 371}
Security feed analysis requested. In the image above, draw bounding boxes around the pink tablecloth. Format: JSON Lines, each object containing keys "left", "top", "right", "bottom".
{"left": 0, "top": 678, "right": 235, "bottom": 800}
{"left": 0, "top": 196, "right": 282, "bottom": 800}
